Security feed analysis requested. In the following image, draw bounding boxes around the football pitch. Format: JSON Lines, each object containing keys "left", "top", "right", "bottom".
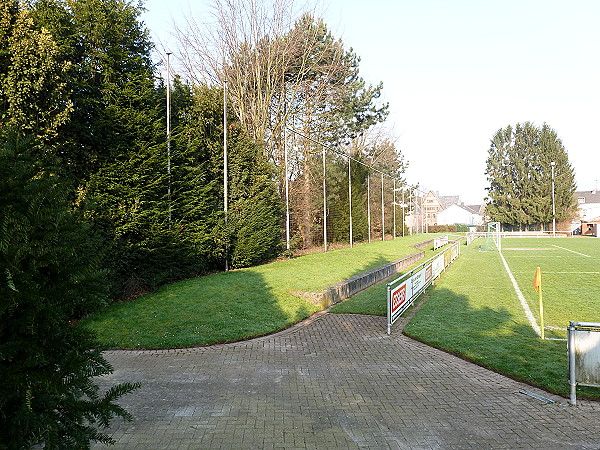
{"left": 402, "top": 236, "right": 600, "bottom": 397}
{"left": 501, "top": 237, "right": 600, "bottom": 338}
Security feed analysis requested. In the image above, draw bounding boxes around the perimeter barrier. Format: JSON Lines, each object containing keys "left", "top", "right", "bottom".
{"left": 387, "top": 241, "right": 461, "bottom": 334}
{"left": 433, "top": 235, "right": 449, "bottom": 250}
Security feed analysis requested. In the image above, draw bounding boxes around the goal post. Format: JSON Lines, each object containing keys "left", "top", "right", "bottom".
{"left": 484, "top": 222, "right": 501, "bottom": 252}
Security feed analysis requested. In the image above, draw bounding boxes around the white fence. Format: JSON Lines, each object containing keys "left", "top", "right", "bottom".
{"left": 433, "top": 235, "right": 449, "bottom": 250}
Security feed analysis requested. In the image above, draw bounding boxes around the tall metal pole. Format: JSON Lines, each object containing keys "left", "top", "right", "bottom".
{"left": 322, "top": 149, "right": 327, "bottom": 252}
{"left": 348, "top": 158, "right": 353, "bottom": 248}
{"left": 381, "top": 173, "right": 385, "bottom": 241}
{"left": 284, "top": 128, "right": 290, "bottom": 250}
{"left": 166, "top": 52, "right": 172, "bottom": 227}
{"left": 367, "top": 173, "right": 371, "bottom": 243}
{"left": 223, "top": 77, "right": 229, "bottom": 271}
{"left": 551, "top": 161, "right": 556, "bottom": 237}
{"left": 393, "top": 179, "right": 396, "bottom": 239}
{"left": 409, "top": 190, "right": 412, "bottom": 235}
{"left": 402, "top": 190, "right": 405, "bottom": 237}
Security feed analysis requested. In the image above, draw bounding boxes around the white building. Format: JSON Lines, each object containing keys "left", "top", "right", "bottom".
{"left": 437, "top": 203, "right": 484, "bottom": 227}
{"left": 575, "top": 190, "right": 600, "bottom": 221}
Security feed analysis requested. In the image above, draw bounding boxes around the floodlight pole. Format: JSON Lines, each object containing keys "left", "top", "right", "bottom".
{"left": 402, "top": 190, "right": 405, "bottom": 237}
{"left": 348, "top": 157, "right": 353, "bottom": 248}
{"left": 223, "top": 77, "right": 229, "bottom": 271}
{"left": 284, "top": 126, "right": 290, "bottom": 250}
{"left": 367, "top": 172, "right": 371, "bottom": 243}
{"left": 551, "top": 161, "right": 556, "bottom": 237}
{"left": 166, "top": 52, "right": 172, "bottom": 228}
{"left": 393, "top": 179, "right": 396, "bottom": 239}
{"left": 381, "top": 173, "right": 385, "bottom": 241}
{"left": 409, "top": 190, "right": 413, "bottom": 235}
{"left": 322, "top": 149, "right": 327, "bottom": 252}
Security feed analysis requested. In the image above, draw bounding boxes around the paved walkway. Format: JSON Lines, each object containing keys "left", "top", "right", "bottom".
{"left": 94, "top": 313, "right": 600, "bottom": 449}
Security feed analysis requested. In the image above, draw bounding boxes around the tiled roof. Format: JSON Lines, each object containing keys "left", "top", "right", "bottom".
{"left": 575, "top": 190, "right": 600, "bottom": 204}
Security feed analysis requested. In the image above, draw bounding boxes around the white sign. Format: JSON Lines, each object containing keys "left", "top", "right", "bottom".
{"left": 432, "top": 254, "right": 444, "bottom": 279}
{"left": 574, "top": 329, "right": 600, "bottom": 386}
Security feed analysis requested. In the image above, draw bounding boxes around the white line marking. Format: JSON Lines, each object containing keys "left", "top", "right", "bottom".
{"left": 499, "top": 251, "right": 541, "bottom": 337}
{"left": 552, "top": 245, "right": 591, "bottom": 257}
{"left": 512, "top": 271, "right": 600, "bottom": 274}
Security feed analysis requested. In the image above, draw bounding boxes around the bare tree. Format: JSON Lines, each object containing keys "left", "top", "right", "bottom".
{"left": 174, "top": 1, "right": 352, "bottom": 163}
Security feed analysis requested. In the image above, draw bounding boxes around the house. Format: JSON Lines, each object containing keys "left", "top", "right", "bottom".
{"left": 571, "top": 190, "right": 600, "bottom": 234}
{"left": 406, "top": 191, "right": 484, "bottom": 230}
{"left": 575, "top": 190, "right": 600, "bottom": 222}
{"left": 437, "top": 203, "right": 484, "bottom": 227}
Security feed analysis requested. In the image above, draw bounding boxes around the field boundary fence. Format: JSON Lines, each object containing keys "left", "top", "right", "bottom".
{"left": 386, "top": 241, "right": 461, "bottom": 334}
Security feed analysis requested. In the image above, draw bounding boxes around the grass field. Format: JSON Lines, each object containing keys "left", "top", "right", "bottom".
{"left": 500, "top": 238, "right": 600, "bottom": 337}
{"left": 81, "top": 234, "right": 438, "bottom": 349}
{"left": 400, "top": 237, "right": 600, "bottom": 398}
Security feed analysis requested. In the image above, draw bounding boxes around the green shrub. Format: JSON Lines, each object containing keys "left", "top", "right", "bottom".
{"left": 0, "top": 136, "right": 138, "bottom": 448}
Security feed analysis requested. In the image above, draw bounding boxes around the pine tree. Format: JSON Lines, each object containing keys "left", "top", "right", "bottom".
{"left": 0, "top": 135, "right": 139, "bottom": 449}
{"left": 485, "top": 122, "right": 577, "bottom": 229}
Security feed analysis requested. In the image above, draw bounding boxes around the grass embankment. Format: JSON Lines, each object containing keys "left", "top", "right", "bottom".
{"left": 82, "top": 234, "right": 435, "bottom": 349}
{"left": 336, "top": 237, "right": 600, "bottom": 399}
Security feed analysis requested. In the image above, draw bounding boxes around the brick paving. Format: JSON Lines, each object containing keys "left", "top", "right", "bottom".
{"left": 93, "top": 313, "right": 600, "bottom": 449}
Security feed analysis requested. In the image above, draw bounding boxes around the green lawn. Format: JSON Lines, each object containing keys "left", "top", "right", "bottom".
{"left": 82, "top": 234, "right": 436, "bottom": 348}
{"left": 404, "top": 237, "right": 600, "bottom": 398}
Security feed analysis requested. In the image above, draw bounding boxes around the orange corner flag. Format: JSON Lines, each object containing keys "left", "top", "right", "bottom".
{"left": 533, "top": 267, "right": 541, "bottom": 292}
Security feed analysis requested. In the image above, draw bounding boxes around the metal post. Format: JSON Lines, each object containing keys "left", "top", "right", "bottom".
{"left": 381, "top": 173, "right": 385, "bottom": 241}
{"left": 223, "top": 77, "right": 228, "bottom": 271}
{"left": 393, "top": 179, "right": 396, "bottom": 239}
{"left": 348, "top": 157, "right": 353, "bottom": 248}
{"left": 323, "top": 149, "right": 327, "bottom": 252}
{"left": 367, "top": 173, "right": 371, "bottom": 243}
{"left": 284, "top": 128, "right": 290, "bottom": 250}
{"left": 387, "top": 283, "right": 392, "bottom": 335}
{"left": 568, "top": 322, "right": 576, "bottom": 405}
{"left": 166, "top": 52, "right": 172, "bottom": 227}
{"left": 551, "top": 161, "right": 556, "bottom": 237}
{"left": 402, "top": 190, "right": 405, "bottom": 237}
{"left": 409, "top": 191, "right": 413, "bottom": 235}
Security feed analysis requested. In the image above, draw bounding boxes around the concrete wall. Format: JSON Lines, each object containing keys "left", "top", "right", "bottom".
{"left": 306, "top": 251, "right": 425, "bottom": 309}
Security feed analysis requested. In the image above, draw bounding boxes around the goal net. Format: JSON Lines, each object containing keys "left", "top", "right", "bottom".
{"left": 483, "top": 222, "right": 501, "bottom": 251}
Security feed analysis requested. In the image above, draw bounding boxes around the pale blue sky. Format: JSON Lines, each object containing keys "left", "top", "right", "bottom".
{"left": 142, "top": 0, "right": 600, "bottom": 204}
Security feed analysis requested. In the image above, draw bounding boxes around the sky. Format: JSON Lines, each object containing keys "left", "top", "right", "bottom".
{"left": 141, "top": 0, "right": 600, "bottom": 205}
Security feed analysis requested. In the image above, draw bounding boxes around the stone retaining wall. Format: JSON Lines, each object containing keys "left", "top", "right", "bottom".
{"left": 301, "top": 251, "right": 425, "bottom": 309}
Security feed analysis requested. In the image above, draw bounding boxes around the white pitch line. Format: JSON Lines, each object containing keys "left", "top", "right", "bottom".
{"left": 499, "top": 251, "right": 541, "bottom": 337}
{"left": 552, "top": 245, "right": 591, "bottom": 258}
{"left": 512, "top": 271, "right": 600, "bottom": 274}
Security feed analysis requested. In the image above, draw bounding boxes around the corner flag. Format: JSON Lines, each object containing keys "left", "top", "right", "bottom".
{"left": 533, "top": 267, "right": 541, "bottom": 292}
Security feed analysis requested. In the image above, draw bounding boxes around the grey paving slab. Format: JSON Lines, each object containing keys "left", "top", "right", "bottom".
{"left": 93, "top": 313, "right": 600, "bottom": 449}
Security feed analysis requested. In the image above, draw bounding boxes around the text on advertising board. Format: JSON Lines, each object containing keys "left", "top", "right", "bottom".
{"left": 391, "top": 283, "right": 407, "bottom": 315}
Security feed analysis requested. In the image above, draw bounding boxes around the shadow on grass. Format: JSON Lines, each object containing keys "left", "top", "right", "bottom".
{"left": 81, "top": 268, "right": 316, "bottom": 349}
{"left": 82, "top": 241, "right": 430, "bottom": 350}
{"left": 404, "top": 287, "right": 600, "bottom": 400}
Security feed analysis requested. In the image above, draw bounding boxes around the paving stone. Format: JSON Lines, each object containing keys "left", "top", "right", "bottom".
{"left": 93, "top": 313, "right": 600, "bottom": 449}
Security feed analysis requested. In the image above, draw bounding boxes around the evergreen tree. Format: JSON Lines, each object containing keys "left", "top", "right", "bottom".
{"left": 485, "top": 122, "right": 577, "bottom": 229}
{"left": 0, "top": 1, "right": 72, "bottom": 143}
{"left": 30, "top": 0, "right": 157, "bottom": 184}
{"left": 0, "top": 135, "right": 138, "bottom": 449}
{"left": 179, "top": 85, "right": 283, "bottom": 269}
